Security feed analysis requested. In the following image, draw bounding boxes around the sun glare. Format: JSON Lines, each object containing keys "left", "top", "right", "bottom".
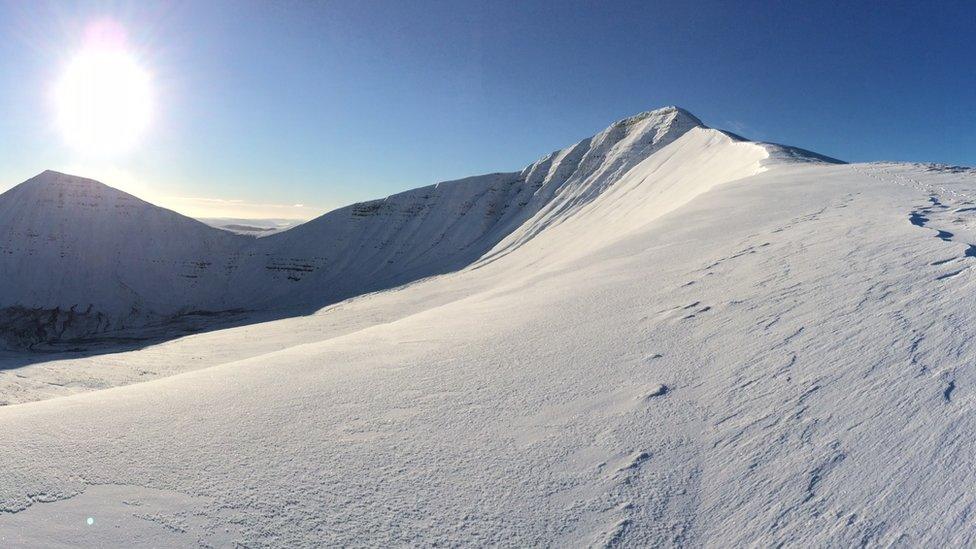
{"left": 55, "top": 48, "right": 152, "bottom": 156}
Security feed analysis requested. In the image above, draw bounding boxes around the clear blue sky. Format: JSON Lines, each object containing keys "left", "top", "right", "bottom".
{"left": 1, "top": 0, "right": 973, "bottom": 218}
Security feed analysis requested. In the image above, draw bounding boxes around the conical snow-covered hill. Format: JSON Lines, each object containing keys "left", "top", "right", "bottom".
{"left": 0, "top": 171, "right": 251, "bottom": 346}
{"left": 0, "top": 107, "right": 836, "bottom": 348}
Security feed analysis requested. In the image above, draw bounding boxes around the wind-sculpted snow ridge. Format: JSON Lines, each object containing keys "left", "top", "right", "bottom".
{"left": 716, "top": 129, "right": 844, "bottom": 166}
{"left": 0, "top": 107, "right": 827, "bottom": 349}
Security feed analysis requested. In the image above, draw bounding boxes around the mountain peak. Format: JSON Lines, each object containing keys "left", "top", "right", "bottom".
{"left": 0, "top": 170, "right": 102, "bottom": 203}
{"left": 596, "top": 105, "right": 705, "bottom": 148}
{"left": 612, "top": 105, "right": 704, "bottom": 129}
{"left": 27, "top": 169, "right": 107, "bottom": 187}
{"left": 1, "top": 170, "right": 144, "bottom": 205}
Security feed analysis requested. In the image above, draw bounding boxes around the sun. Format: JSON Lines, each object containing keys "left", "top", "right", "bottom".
{"left": 55, "top": 48, "right": 152, "bottom": 156}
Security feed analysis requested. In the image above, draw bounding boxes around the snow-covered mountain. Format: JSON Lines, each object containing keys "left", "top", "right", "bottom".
{"left": 5, "top": 107, "right": 976, "bottom": 546}
{"left": 0, "top": 171, "right": 251, "bottom": 347}
{"left": 0, "top": 107, "right": 835, "bottom": 348}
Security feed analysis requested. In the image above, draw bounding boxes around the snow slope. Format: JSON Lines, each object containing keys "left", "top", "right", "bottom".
{"left": 5, "top": 108, "right": 976, "bottom": 546}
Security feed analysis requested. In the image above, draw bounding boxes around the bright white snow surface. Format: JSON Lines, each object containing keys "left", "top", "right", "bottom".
{"left": 3, "top": 107, "right": 976, "bottom": 546}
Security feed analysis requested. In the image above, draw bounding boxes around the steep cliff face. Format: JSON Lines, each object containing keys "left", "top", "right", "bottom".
{"left": 0, "top": 107, "right": 835, "bottom": 347}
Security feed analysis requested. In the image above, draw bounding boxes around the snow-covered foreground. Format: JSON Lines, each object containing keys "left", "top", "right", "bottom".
{"left": 3, "top": 118, "right": 976, "bottom": 545}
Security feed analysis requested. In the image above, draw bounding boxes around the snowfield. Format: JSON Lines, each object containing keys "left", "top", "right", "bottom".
{"left": 2, "top": 107, "right": 976, "bottom": 546}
